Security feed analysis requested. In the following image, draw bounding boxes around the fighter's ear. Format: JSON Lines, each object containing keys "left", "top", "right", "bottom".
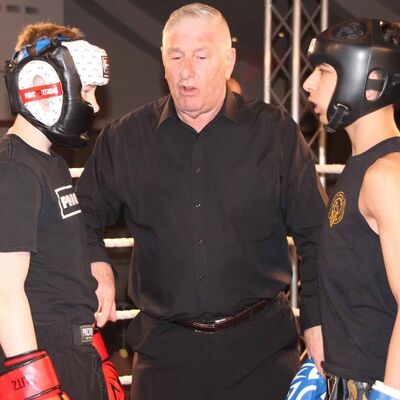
{"left": 366, "top": 69, "right": 385, "bottom": 101}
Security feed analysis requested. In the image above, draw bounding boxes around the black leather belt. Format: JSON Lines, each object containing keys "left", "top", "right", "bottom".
{"left": 172, "top": 294, "right": 280, "bottom": 334}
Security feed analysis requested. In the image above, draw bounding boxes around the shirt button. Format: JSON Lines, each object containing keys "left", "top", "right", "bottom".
{"left": 195, "top": 168, "right": 201, "bottom": 173}
{"left": 197, "top": 239, "right": 204, "bottom": 246}
{"left": 195, "top": 203, "right": 201, "bottom": 208}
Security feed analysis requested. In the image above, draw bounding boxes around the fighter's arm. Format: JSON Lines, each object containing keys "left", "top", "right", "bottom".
{"left": 0, "top": 254, "right": 71, "bottom": 398}
{"left": 360, "top": 154, "right": 400, "bottom": 390}
{"left": 0, "top": 251, "right": 37, "bottom": 357}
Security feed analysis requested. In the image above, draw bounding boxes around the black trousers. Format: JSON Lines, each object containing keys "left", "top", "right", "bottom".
{"left": 128, "top": 294, "right": 299, "bottom": 400}
{"left": 35, "top": 322, "right": 108, "bottom": 400}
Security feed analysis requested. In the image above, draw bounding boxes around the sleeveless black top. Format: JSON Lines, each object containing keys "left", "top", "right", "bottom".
{"left": 319, "top": 137, "right": 400, "bottom": 382}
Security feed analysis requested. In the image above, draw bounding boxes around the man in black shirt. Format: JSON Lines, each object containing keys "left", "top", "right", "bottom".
{"left": 78, "top": 3, "right": 326, "bottom": 399}
{"left": 304, "top": 19, "right": 400, "bottom": 399}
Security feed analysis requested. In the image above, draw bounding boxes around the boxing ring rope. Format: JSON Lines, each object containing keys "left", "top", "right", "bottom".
{"left": 70, "top": 164, "right": 344, "bottom": 179}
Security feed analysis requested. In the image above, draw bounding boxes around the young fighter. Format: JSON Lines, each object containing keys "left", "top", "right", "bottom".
{"left": 304, "top": 18, "right": 400, "bottom": 400}
{"left": 0, "top": 23, "right": 123, "bottom": 399}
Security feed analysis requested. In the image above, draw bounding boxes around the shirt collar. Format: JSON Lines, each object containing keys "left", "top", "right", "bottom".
{"left": 157, "top": 85, "right": 240, "bottom": 129}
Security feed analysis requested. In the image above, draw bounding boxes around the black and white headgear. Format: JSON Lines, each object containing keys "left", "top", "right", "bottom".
{"left": 307, "top": 19, "right": 400, "bottom": 132}
{"left": 4, "top": 37, "right": 109, "bottom": 147}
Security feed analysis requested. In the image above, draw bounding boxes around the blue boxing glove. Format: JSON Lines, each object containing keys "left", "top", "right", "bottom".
{"left": 369, "top": 381, "right": 400, "bottom": 400}
{"left": 286, "top": 358, "right": 326, "bottom": 400}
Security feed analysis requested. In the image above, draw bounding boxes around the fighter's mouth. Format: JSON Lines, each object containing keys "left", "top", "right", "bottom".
{"left": 309, "top": 100, "right": 319, "bottom": 114}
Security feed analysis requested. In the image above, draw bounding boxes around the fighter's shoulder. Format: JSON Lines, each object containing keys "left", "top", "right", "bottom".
{"left": 367, "top": 150, "right": 400, "bottom": 175}
{"left": 364, "top": 151, "right": 400, "bottom": 196}
{"left": 0, "top": 157, "right": 39, "bottom": 194}
{"left": 0, "top": 137, "right": 38, "bottom": 179}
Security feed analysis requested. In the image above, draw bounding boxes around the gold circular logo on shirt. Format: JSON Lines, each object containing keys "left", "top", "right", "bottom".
{"left": 328, "top": 191, "right": 346, "bottom": 228}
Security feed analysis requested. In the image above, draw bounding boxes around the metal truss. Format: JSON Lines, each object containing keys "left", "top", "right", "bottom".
{"left": 264, "top": 1, "right": 329, "bottom": 309}
{"left": 264, "top": 0, "right": 328, "bottom": 162}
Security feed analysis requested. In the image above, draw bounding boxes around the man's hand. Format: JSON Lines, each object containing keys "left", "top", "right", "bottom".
{"left": 91, "top": 261, "right": 117, "bottom": 327}
{"left": 303, "top": 324, "right": 325, "bottom": 376}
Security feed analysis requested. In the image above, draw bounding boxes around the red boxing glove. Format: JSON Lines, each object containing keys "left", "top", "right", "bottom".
{"left": 0, "top": 349, "right": 70, "bottom": 400}
{"left": 92, "top": 330, "right": 125, "bottom": 400}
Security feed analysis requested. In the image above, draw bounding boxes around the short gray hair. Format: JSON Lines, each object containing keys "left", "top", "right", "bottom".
{"left": 162, "top": 3, "right": 231, "bottom": 48}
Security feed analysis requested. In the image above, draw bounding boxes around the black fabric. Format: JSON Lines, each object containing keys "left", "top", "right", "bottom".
{"left": 77, "top": 89, "right": 326, "bottom": 330}
{"left": 0, "top": 134, "right": 97, "bottom": 325}
{"left": 319, "top": 137, "right": 400, "bottom": 382}
{"left": 35, "top": 323, "right": 108, "bottom": 399}
{"left": 128, "top": 293, "right": 299, "bottom": 400}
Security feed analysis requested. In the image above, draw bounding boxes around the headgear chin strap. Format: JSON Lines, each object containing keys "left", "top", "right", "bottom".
{"left": 307, "top": 19, "right": 400, "bottom": 132}
{"left": 4, "top": 37, "right": 109, "bottom": 147}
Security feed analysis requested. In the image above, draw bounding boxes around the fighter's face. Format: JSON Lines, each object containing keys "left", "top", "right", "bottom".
{"left": 161, "top": 17, "right": 235, "bottom": 123}
{"left": 81, "top": 85, "right": 99, "bottom": 113}
{"left": 303, "top": 63, "right": 337, "bottom": 125}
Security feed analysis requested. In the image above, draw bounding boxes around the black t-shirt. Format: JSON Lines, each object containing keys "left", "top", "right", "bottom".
{"left": 0, "top": 134, "right": 97, "bottom": 326}
{"left": 77, "top": 89, "right": 327, "bottom": 329}
{"left": 319, "top": 137, "right": 400, "bottom": 382}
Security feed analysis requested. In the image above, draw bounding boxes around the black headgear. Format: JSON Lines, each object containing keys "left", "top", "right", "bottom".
{"left": 307, "top": 19, "right": 400, "bottom": 132}
{"left": 4, "top": 37, "right": 109, "bottom": 147}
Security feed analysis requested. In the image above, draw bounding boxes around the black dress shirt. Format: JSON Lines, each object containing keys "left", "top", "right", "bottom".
{"left": 77, "top": 88, "right": 327, "bottom": 330}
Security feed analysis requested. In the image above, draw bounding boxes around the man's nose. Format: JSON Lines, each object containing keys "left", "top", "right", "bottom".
{"left": 180, "top": 57, "right": 194, "bottom": 79}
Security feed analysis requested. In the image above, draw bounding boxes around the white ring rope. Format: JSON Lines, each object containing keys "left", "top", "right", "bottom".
{"left": 115, "top": 309, "right": 140, "bottom": 320}
{"left": 70, "top": 163, "right": 344, "bottom": 179}
{"left": 316, "top": 164, "right": 344, "bottom": 174}
{"left": 104, "top": 238, "right": 134, "bottom": 248}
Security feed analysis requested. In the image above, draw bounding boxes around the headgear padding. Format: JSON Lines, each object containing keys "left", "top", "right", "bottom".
{"left": 4, "top": 37, "right": 109, "bottom": 147}
{"left": 62, "top": 40, "right": 109, "bottom": 87}
{"left": 307, "top": 19, "right": 400, "bottom": 132}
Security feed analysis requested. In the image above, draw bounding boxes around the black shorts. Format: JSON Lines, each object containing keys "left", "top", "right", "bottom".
{"left": 35, "top": 322, "right": 108, "bottom": 399}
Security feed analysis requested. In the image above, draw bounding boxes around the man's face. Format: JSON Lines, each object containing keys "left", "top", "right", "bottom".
{"left": 161, "top": 18, "right": 235, "bottom": 121}
{"left": 303, "top": 63, "right": 337, "bottom": 125}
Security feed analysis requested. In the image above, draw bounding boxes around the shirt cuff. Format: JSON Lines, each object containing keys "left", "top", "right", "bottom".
{"left": 300, "top": 294, "right": 321, "bottom": 333}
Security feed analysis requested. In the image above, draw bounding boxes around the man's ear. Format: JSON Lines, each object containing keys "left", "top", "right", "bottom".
{"left": 225, "top": 47, "right": 236, "bottom": 80}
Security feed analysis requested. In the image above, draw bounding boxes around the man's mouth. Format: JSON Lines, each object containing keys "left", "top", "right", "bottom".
{"left": 180, "top": 85, "right": 197, "bottom": 95}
